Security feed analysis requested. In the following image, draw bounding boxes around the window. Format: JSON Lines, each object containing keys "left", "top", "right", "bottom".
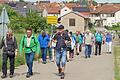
{"left": 69, "top": 18, "right": 75, "bottom": 26}
{"left": 65, "top": 9, "right": 67, "bottom": 11}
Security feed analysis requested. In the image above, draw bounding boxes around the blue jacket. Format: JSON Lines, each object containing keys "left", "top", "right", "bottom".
{"left": 38, "top": 34, "right": 50, "bottom": 48}
{"left": 106, "top": 34, "right": 112, "bottom": 42}
{"left": 95, "top": 33, "right": 102, "bottom": 42}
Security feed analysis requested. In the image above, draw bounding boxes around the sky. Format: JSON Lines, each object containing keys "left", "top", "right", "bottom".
{"left": 11, "top": 0, "right": 120, "bottom": 3}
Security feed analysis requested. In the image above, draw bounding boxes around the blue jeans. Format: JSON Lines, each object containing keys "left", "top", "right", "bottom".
{"left": 85, "top": 45, "right": 92, "bottom": 57}
{"left": 25, "top": 52, "right": 35, "bottom": 74}
{"left": 41, "top": 48, "right": 47, "bottom": 62}
{"left": 56, "top": 49, "right": 67, "bottom": 68}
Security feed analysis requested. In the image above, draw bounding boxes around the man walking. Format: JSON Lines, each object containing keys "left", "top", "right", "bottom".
{"left": 19, "top": 28, "right": 40, "bottom": 78}
{"left": 38, "top": 31, "right": 50, "bottom": 64}
{"left": 105, "top": 32, "right": 112, "bottom": 54}
{"left": 53, "top": 25, "right": 70, "bottom": 79}
{"left": 84, "top": 30, "right": 93, "bottom": 58}
{"left": 0, "top": 30, "right": 18, "bottom": 78}
{"left": 95, "top": 31, "right": 103, "bottom": 55}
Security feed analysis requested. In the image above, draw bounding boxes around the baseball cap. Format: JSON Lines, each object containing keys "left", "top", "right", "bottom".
{"left": 57, "top": 25, "right": 64, "bottom": 29}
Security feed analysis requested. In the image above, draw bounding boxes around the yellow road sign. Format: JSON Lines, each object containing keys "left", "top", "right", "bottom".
{"left": 47, "top": 16, "right": 58, "bottom": 24}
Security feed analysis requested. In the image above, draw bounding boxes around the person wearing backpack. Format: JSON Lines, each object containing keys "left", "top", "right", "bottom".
{"left": 52, "top": 25, "right": 71, "bottom": 79}
{"left": 19, "top": 28, "right": 40, "bottom": 78}
{"left": 69, "top": 32, "right": 76, "bottom": 60}
{"left": 95, "top": 31, "right": 103, "bottom": 55}
{"left": 75, "top": 31, "right": 80, "bottom": 55}
{"left": 0, "top": 30, "right": 18, "bottom": 78}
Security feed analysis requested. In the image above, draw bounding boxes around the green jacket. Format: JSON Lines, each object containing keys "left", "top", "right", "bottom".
{"left": 19, "top": 34, "right": 40, "bottom": 54}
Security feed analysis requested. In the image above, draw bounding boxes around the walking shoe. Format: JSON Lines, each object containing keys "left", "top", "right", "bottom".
{"left": 88, "top": 56, "right": 91, "bottom": 58}
{"left": 29, "top": 72, "right": 33, "bottom": 76}
{"left": 26, "top": 72, "right": 31, "bottom": 78}
{"left": 1, "top": 74, "right": 7, "bottom": 79}
{"left": 109, "top": 52, "right": 112, "bottom": 54}
{"left": 9, "top": 74, "right": 13, "bottom": 78}
{"left": 95, "top": 54, "right": 97, "bottom": 56}
{"left": 60, "top": 72, "right": 65, "bottom": 79}
{"left": 85, "top": 56, "right": 87, "bottom": 59}
{"left": 58, "top": 68, "right": 62, "bottom": 76}
{"left": 76, "top": 53, "right": 79, "bottom": 55}
{"left": 42, "top": 61, "right": 46, "bottom": 64}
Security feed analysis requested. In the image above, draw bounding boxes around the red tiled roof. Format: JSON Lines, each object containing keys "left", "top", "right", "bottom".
{"left": 0, "top": 0, "right": 9, "bottom": 3}
{"left": 47, "top": 7, "right": 60, "bottom": 14}
{"left": 95, "top": 4, "right": 120, "bottom": 14}
{"left": 64, "top": 3, "right": 80, "bottom": 9}
{"left": 37, "top": 2, "right": 60, "bottom": 14}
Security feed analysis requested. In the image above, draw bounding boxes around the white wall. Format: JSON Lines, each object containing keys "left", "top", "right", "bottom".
{"left": 105, "top": 17, "right": 115, "bottom": 26}
{"left": 115, "top": 10, "right": 120, "bottom": 23}
{"left": 60, "top": 6, "right": 72, "bottom": 17}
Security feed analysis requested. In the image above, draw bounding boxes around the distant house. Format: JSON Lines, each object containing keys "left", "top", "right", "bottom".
{"left": 7, "top": 2, "right": 42, "bottom": 16}
{"left": 38, "top": 2, "right": 61, "bottom": 17}
{"left": 0, "top": 0, "right": 8, "bottom": 4}
{"left": 60, "top": 11, "right": 89, "bottom": 32}
{"left": 90, "top": 4, "right": 120, "bottom": 27}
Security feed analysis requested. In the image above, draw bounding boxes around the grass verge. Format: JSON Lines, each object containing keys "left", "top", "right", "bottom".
{"left": 114, "top": 46, "right": 120, "bottom": 80}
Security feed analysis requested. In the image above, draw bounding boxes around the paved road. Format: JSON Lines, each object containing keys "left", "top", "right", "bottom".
{"left": 0, "top": 45, "right": 114, "bottom": 80}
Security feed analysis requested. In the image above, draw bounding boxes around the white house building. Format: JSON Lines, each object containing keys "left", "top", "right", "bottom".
{"left": 90, "top": 4, "right": 120, "bottom": 27}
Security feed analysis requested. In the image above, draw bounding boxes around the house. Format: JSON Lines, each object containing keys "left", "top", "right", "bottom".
{"left": 90, "top": 4, "right": 120, "bottom": 27}
{"left": 7, "top": 2, "right": 42, "bottom": 16}
{"left": 60, "top": 11, "right": 89, "bottom": 32}
{"left": 60, "top": 6, "right": 72, "bottom": 17}
{"left": 0, "top": 0, "right": 9, "bottom": 4}
{"left": 37, "top": 2, "right": 61, "bottom": 17}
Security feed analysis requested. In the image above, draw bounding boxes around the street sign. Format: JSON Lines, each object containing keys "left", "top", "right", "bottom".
{"left": 0, "top": 7, "right": 10, "bottom": 37}
{"left": 47, "top": 16, "right": 58, "bottom": 24}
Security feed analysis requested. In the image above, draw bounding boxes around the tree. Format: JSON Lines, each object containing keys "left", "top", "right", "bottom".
{"left": 19, "top": 0, "right": 25, "bottom": 2}
{"left": 92, "top": 1, "right": 98, "bottom": 6}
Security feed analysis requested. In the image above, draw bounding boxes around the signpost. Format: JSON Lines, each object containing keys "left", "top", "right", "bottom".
{"left": 47, "top": 16, "right": 58, "bottom": 24}
{"left": 0, "top": 7, "right": 10, "bottom": 37}
{"left": 47, "top": 16, "right": 58, "bottom": 35}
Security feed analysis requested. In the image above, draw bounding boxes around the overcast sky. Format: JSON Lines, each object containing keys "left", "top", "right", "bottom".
{"left": 12, "top": 0, "right": 120, "bottom": 3}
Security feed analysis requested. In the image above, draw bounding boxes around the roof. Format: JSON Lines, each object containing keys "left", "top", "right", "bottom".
{"left": 60, "top": 11, "right": 89, "bottom": 19}
{"left": 72, "top": 7, "right": 90, "bottom": 12}
{"left": 37, "top": 2, "right": 61, "bottom": 14}
{"left": 64, "top": 3, "right": 80, "bottom": 9}
{"left": 95, "top": 4, "right": 120, "bottom": 14}
{"left": 0, "top": 0, "right": 8, "bottom": 3}
{"left": 47, "top": 7, "right": 60, "bottom": 14}
{"left": 80, "top": 12, "right": 91, "bottom": 16}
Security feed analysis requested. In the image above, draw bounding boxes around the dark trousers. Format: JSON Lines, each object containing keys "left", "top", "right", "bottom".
{"left": 2, "top": 53, "right": 15, "bottom": 75}
{"left": 41, "top": 48, "right": 47, "bottom": 62}
{"left": 95, "top": 41, "right": 102, "bottom": 55}
{"left": 25, "top": 52, "right": 35, "bottom": 75}
{"left": 47, "top": 47, "right": 52, "bottom": 60}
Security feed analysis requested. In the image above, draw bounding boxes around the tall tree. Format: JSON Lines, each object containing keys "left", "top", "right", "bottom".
{"left": 92, "top": 1, "right": 98, "bottom": 6}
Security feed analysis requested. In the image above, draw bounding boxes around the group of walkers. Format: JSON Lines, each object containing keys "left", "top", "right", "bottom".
{"left": 0, "top": 24, "right": 113, "bottom": 79}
